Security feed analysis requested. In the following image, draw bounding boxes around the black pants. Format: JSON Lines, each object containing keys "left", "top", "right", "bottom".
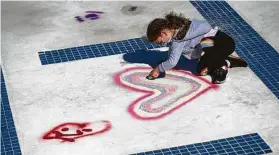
{"left": 197, "top": 31, "right": 235, "bottom": 75}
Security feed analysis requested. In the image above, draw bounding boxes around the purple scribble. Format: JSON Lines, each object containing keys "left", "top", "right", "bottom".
{"left": 85, "top": 13, "right": 100, "bottom": 20}
{"left": 75, "top": 16, "right": 85, "bottom": 22}
{"left": 75, "top": 11, "right": 104, "bottom": 22}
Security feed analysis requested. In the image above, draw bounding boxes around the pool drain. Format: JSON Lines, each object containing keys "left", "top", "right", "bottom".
{"left": 121, "top": 5, "right": 144, "bottom": 15}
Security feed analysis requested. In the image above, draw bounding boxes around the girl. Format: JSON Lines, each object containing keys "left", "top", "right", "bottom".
{"left": 146, "top": 12, "right": 248, "bottom": 84}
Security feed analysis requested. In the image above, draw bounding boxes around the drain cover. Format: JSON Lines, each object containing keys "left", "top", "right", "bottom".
{"left": 121, "top": 5, "right": 144, "bottom": 15}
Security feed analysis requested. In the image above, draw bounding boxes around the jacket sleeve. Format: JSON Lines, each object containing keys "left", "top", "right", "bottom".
{"left": 197, "top": 20, "right": 212, "bottom": 37}
{"left": 188, "top": 20, "right": 212, "bottom": 39}
{"left": 158, "top": 41, "right": 187, "bottom": 72}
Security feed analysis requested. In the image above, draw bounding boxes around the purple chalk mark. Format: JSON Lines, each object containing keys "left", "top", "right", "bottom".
{"left": 75, "top": 16, "right": 85, "bottom": 22}
{"left": 85, "top": 13, "right": 100, "bottom": 20}
{"left": 77, "top": 18, "right": 85, "bottom": 22}
{"left": 75, "top": 11, "right": 103, "bottom": 22}
{"left": 85, "top": 11, "right": 104, "bottom": 14}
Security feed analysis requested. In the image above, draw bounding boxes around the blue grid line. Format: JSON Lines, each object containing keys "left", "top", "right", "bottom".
{"left": 1, "top": 68, "right": 22, "bottom": 155}
{"left": 38, "top": 37, "right": 162, "bottom": 65}
{"left": 190, "top": 0, "right": 279, "bottom": 98}
{"left": 132, "top": 133, "right": 272, "bottom": 155}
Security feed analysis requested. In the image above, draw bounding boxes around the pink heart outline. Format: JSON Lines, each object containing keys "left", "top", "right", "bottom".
{"left": 114, "top": 67, "right": 218, "bottom": 120}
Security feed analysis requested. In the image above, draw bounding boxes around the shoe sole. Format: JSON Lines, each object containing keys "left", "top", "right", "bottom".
{"left": 228, "top": 55, "right": 248, "bottom": 68}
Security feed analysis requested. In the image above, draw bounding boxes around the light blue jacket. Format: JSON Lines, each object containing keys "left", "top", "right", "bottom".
{"left": 158, "top": 19, "right": 212, "bottom": 72}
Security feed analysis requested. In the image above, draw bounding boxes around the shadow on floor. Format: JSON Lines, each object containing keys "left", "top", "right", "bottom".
{"left": 123, "top": 50, "right": 199, "bottom": 74}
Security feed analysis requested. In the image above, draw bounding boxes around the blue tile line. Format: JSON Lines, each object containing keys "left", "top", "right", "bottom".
{"left": 132, "top": 133, "right": 272, "bottom": 155}
{"left": 190, "top": 1, "right": 279, "bottom": 99}
{"left": 1, "top": 68, "right": 22, "bottom": 155}
{"left": 38, "top": 37, "right": 162, "bottom": 65}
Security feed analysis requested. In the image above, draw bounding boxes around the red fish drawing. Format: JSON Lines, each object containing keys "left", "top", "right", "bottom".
{"left": 42, "top": 120, "right": 111, "bottom": 142}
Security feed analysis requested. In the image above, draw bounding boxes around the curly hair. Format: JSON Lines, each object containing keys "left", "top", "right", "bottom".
{"left": 146, "top": 11, "right": 191, "bottom": 41}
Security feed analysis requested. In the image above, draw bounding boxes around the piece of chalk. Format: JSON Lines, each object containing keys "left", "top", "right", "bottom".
{"left": 146, "top": 72, "right": 166, "bottom": 80}
{"left": 146, "top": 75, "right": 155, "bottom": 80}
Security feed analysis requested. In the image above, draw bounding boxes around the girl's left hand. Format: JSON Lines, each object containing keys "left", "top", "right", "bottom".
{"left": 150, "top": 67, "right": 160, "bottom": 78}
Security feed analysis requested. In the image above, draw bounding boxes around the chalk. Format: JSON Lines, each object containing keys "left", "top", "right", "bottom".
{"left": 146, "top": 72, "right": 166, "bottom": 80}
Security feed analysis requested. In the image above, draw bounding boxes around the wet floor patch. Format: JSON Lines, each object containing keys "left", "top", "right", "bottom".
{"left": 121, "top": 5, "right": 144, "bottom": 16}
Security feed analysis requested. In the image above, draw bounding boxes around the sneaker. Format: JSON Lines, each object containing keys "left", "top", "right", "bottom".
{"left": 226, "top": 55, "right": 248, "bottom": 68}
{"left": 211, "top": 66, "right": 229, "bottom": 84}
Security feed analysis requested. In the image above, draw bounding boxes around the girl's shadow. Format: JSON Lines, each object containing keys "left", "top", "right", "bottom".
{"left": 123, "top": 50, "right": 199, "bottom": 75}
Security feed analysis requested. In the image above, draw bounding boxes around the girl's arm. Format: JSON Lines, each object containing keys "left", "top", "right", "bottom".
{"left": 158, "top": 41, "right": 187, "bottom": 72}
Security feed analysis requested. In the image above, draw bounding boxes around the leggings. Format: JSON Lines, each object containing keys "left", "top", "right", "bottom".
{"left": 197, "top": 31, "right": 235, "bottom": 75}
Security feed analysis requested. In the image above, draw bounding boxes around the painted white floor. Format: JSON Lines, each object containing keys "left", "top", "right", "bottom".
{"left": 228, "top": 1, "right": 279, "bottom": 52}
{"left": 1, "top": 1, "right": 279, "bottom": 155}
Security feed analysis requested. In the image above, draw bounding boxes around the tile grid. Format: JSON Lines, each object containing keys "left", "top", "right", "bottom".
{"left": 1, "top": 68, "right": 22, "bottom": 155}
{"left": 132, "top": 133, "right": 272, "bottom": 155}
{"left": 190, "top": 0, "right": 279, "bottom": 98}
{"left": 38, "top": 37, "right": 162, "bottom": 65}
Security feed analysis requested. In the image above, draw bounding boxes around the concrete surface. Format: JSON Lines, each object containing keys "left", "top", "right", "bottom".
{"left": 228, "top": 1, "right": 279, "bottom": 52}
{"left": 1, "top": 1, "right": 279, "bottom": 155}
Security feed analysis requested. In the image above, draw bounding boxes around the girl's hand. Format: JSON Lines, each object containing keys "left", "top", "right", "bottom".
{"left": 150, "top": 67, "right": 160, "bottom": 78}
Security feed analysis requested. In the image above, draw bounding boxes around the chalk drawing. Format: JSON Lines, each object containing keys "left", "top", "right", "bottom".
{"left": 42, "top": 120, "right": 111, "bottom": 142}
{"left": 75, "top": 11, "right": 104, "bottom": 22}
{"left": 75, "top": 16, "right": 85, "bottom": 22}
{"left": 114, "top": 67, "right": 218, "bottom": 120}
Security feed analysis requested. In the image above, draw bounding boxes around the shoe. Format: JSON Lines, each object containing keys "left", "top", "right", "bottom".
{"left": 226, "top": 56, "right": 248, "bottom": 68}
{"left": 211, "top": 66, "right": 229, "bottom": 84}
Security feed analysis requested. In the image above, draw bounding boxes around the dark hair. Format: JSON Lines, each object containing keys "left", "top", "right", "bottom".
{"left": 146, "top": 11, "right": 191, "bottom": 41}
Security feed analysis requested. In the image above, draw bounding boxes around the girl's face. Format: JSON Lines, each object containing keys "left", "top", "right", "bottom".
{"left": 154, "top": 29, "right": 173, "bottom": 45}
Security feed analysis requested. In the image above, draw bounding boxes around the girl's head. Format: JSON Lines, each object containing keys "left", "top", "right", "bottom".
{"left": 146, "top": 11, "right": 191, "bottom": 44}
